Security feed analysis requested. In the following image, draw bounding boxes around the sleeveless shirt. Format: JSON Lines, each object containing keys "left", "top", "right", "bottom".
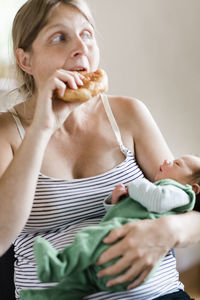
{"left": 9, "top": 94, "right": 183, "bottom": 299}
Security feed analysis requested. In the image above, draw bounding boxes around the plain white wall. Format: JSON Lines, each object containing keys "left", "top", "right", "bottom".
{"left": 88, "top": 0, "right": 200, "bottom": 157}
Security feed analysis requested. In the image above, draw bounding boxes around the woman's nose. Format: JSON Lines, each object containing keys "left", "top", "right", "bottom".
{"left": 71, "top": 37, "right": 88, "bottom": 58}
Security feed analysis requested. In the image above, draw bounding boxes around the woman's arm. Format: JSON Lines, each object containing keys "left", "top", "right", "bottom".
{"left": 130, "top": 98, "right": 174, "bottom": 180}
{"left": 110, "top": 96, "right": 174, "bottom": 180}
{"left": 171, "top": 211, "right": 200, "bottom": 247}
{"left": 97, "top": 97, "right": 200, "bottom": 289}
{"left": 0, "top": 120, "right": 51, "bottom": 256}
{"left": 0, "top": 70, "right": 84, "bottom": 256}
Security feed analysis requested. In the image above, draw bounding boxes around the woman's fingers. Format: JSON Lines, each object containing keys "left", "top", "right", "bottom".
{"left": 97, "top": 250, "right": 134, "bottom": 278}
{"left": 102, "top": 222, "right": 135, "bottom": 244}
{"left": 127, "top": 267, "right": 152, "bottom": 290}
{"left": 72, "top": 71, "right": 84, "bottom": 86}
{"left": 105, "top": 260, "right": 150, "bottom": 288}
{"left": 99, "top": 253, "right": 154, "bottom": 289}
{"left": 97, "top": 236, "right": 128, "bottom": 265}
{"left": 97, "top": 223, "right": 136, "bottom": 265}
{"left": 54, "top": 78, "right": 67, "bottom": 99}
{"left": 38, "top": 69, "right": 85, "bottom": 102}
{"left": 56, "top": 70, "right": 84, "bottom": 90}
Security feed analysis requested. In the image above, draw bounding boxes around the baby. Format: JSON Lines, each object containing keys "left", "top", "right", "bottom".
{"left": 110, "top": 154, "right": 200, "bottom": 211}
{"left": 20, "top": 154, "right": 200, "bottom": 300}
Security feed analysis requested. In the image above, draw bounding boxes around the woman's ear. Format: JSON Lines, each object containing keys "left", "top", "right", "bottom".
{"left": 192, "top": 183, "right": 200, "bottom": 195}
{"left": 15, "top": 48, "right": 33, "bottom": 75}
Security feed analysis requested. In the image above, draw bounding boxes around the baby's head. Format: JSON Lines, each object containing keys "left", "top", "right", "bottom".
{"left": 155, "top": 154, "right": 200, "bottom": 195}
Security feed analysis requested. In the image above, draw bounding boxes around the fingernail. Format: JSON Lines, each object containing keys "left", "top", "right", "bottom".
{"left": 127, "top": 284, "right": 135, "bottom": 290}
{"left": 106, "top": 282, "right": 112, "bottom": 287}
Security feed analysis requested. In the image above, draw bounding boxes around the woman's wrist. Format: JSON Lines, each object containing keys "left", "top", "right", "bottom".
{"left": 23, "top": 126, "right": 52, "bottom": 159}
{"left": 157, "top": 215, "right": 180, "bottom": 248}
{"left": 26, "top": 124, "right": 53, "bottom": 143}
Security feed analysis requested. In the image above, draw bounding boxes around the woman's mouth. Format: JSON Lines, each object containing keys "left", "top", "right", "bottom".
{"left": 69, "top": 66, "right": 88, "bottom": 72}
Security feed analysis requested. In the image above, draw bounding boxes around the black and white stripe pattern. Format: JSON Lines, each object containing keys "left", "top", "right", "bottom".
{"left": 14, "top": 150, "right": 183, "bottom": 299}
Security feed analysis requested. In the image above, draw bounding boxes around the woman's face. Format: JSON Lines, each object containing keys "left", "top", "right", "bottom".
{"left": 27, "top": 4, "right": 100, "bottom": 86}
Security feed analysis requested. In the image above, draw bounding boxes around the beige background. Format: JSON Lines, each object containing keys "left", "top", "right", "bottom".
{"left": 88, "top": 0, "right": 200, "bottom": 157}
{"left": 0, "top": 0, "right": 200, "bottom": 271}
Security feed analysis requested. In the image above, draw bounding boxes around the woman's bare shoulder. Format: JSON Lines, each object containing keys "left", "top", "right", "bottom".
{"left": 108, "top": 94, "right": 147, "bottom": 110}
{"left": 0, "top": 111, "right": 19, "bottom": 145}
{"left": 107, "top": 94, "right": 149, "bottom": 123}
{"left": 0, "top": 111, "right": 21, "bottom": 175}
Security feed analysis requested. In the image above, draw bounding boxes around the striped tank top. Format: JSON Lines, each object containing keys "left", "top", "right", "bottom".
{"left": 10, "top": 94, "right": 183, "bottom": 299}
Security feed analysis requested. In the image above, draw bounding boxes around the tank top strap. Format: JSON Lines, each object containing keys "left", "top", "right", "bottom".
{"left": 100, "top": 93, "right": 128, "bottom": 157}
{"left": 9, "top": 107, "right": 25, "bottom": 140}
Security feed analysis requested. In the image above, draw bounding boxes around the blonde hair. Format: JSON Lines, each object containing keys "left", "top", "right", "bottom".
{"left": 12, "top": 0, "right": 94, "bottom": 99}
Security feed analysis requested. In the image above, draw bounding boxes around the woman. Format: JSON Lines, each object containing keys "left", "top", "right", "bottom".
{"left": 0, "top": 0, "right": 199, "bottom": 299}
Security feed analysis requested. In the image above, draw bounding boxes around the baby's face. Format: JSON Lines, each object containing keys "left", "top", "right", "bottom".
{"left": 155, "top": 155, "right": 200, "bottom": 185}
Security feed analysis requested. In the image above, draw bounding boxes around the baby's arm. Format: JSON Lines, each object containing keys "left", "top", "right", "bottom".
{"left": 128, "top": 178, "right": 191, "bottom": 213}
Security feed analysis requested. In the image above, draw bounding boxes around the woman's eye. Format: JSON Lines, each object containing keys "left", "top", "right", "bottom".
{"left": 52, "top": 34, "right": 65, "bottom": 43}
{"left": 82, "top": 31, "right": 92, "bottom": 40}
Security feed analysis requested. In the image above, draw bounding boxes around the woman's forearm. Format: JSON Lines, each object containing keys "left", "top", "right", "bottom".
{"left": 163, "top": 211, "right": 200, "bottom": 248}
{"left": 0, "top": 128, "right": 51, "bottom": 256}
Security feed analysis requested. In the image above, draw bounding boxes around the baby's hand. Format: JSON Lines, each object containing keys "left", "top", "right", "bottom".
{"left": 111, "top": 184, "right": 128, "bottom": 204}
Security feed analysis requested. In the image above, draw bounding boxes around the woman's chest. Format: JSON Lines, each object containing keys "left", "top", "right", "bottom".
{"left": 24, "top": 145, "right": 142, "bottom": 233}
{"left": 40, "top": 128, "right": 132, "bottom": 180}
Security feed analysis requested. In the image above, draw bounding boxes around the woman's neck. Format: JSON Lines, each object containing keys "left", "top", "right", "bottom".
{"left": 14, "top": 93, "right": 101, "bottom": 130}
{"left": 14, "top": 97, "right": 36, "bottom": 127}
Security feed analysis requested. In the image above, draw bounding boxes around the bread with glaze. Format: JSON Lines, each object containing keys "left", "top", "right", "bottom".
{"left": 56, "top": 69, "right": 108, "bottom": 102}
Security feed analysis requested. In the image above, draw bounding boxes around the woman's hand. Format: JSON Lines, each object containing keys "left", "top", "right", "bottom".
{"left": 31, "top": 69, "right": 85, "bottom": 134}
{"left": 96, "top": 216, "right": 177, "bottom": 290}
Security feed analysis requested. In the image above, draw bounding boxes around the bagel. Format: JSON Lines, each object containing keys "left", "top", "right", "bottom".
{"left": 56, "top": 69, "right": 108, "bottom": 102}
